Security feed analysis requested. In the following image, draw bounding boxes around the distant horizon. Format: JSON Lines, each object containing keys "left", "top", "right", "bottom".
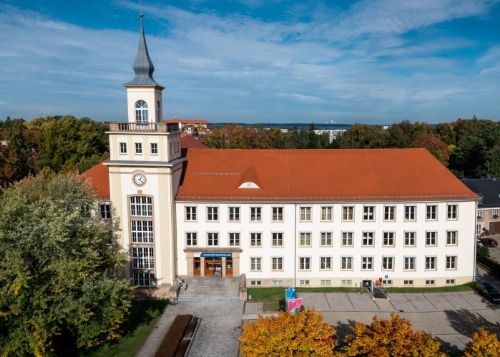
{"left": 1, "top": 0, "right": 500, "bottom": 123}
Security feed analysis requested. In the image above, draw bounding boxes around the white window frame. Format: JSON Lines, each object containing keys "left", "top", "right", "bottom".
{"left": 382, "top": 256, "right": 394, "bottom": 271}
{"left": 320, "top": 256, "right": 332, "bottom": 270}
{"left": 342, "top": 232, "right": 353, "bottom": 247}
{"left": 447, "top": 204, "right": 458, "bottom": 220}
{"left": 135, "top": 142, "right": 143, "bottom": 155}
{"left": 321, "top": 206, "right": 332, "bottom": 221}
{"left": 272, "top": 257, "right": 283, "bottom": 271}
{"left": 425, "top": 256, "right": 437, "bottom": 271}
{"left": 250, "top": 207, "right": 262, "bottom": 222}
{"left": 404, "top": 256, "right": 416, "bottom": 271}
{"left": 185, "top": 206, "right": 197, "bottom": 221}
{"left": 404, "top": 231, "right": 416, "bottom": 247}
{"left": 342, "top": 206, "right": 354, "bottom": 221}
{"left": 228, "top": 206, "right": 240, "bottom": 222}
{"left": 383, "top": 232, "right": 395, "bottom": 247}
{"left": 446, "top": 256, "right": 457, "bottom": 270}
{"left": 272, "top": 207, "right": 283, "bottom": 222}
{"left": 299, "top": 257, "right": 311, "bottom": 271}
{"left": 250, "top": 257, "right": 262, "bottom": 272}
{"left": 299, "top": 206, "right": 312, "bottom": 221}
{"left": 320, "top": 232, "right": 332, "bottom": 247}
{"left": 250, "top": 232, "right": 262, "bottom": 247}
{"left": 119, "top": 142, "right": 127, "bottom": 154}
{"left": 229, "top": 232, "right": 240, "bottom": 247}
{"left": 272, "top": 232, "right": 284, "bottom": 247}
{"left": 207, "top": 206, "right": 219, "bottom": 222}
{"left": 150, "top": 142, "right": 158, "bottom": 155}
{"left": 341, "top": 256, "right": 353, "bottom": 270}
{"left": 384, "top": 205, "right": 396, "bottom": 221}
{"left": 426, "top": 231, "right": 437, "bottom": 247}
{"left": 361, "top": 256, "right": 374, "bottom": 271}
{"left": 446, "top": 231, "right": 458, "bottom": 246}
{"left": 207, "top": 232, "right": 219, "bottom": 246}
{"left": 362, "top": 232, "right": 374, "bottom": 247}
{"left": 186, "top": 232, "right": 197, "bottom": 246}
{"left": 299, "top": 232, "right": 312, "bottom": 247}
{"left": 405, "top": 205, "right": 416, "bottom": 221}
{"left": 363, "top": 206, "right": 375, "bottom": 221}
{"left": 426, "top": 204, "right": 437, "bottom": 220}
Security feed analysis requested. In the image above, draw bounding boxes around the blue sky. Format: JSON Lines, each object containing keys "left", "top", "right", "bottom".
{"left": 0, "top": 0, "right": 499, "bottom": 124}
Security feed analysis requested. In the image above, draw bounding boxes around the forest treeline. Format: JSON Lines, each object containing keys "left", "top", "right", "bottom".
{"left": 0, "top": 116, "right": 498, "bottom": 188}
{"left": 204, "top": 119, "right": 500, "bottom": 179}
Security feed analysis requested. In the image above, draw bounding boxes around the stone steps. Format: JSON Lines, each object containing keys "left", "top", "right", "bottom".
{"left": 177, "top": 277, "right": 240, "bottom": 302}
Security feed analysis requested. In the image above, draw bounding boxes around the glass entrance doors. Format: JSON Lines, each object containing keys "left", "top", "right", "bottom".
{"left": 204, "top": 258, "right": 222, "bottom": 277}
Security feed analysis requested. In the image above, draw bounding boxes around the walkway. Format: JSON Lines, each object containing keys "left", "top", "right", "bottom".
{"left": 137, "top": 278, "right": 244, "bottom": 357}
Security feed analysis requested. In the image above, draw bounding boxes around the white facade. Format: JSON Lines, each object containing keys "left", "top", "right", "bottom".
{"left": 175, "top": 201, "right": 476, "bottom": 287}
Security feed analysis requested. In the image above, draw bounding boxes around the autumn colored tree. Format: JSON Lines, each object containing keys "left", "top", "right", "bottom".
{"left": 463, "top": 328, "right": 500, "bottom": 357}
{"left": 337, "top": 124, "right": 387, "bottom": 149}
{"left": 343, "top": 313, "right": 442, "bottom": 356}
{"left": 412, "top": 133, "right": 450, "bottom": 164}
{"left": 239, "top": 309, "right": 336, "bottom": 356}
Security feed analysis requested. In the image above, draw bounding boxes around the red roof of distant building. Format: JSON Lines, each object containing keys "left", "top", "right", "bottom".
{"left": 163, "top": 118, "right": 209, "bottom": 124}
{"left": 176, "top": 148, "right": 479, "bottom": 201}
{"left": 181, "top": 135, "right": 207, "bottom": 149}
{"left": 82, "top": 161, "right": 109, "bottom": 200}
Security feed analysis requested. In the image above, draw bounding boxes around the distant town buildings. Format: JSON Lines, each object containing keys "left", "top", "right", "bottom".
{"left": 463, "top": 178, "right": 500, "bottom": 236}
{"left": 163, "top": 118, "right": 209, "bottom": 136}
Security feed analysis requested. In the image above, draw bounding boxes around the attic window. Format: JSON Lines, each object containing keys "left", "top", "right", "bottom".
{"left": 239, "top": 181, "right": 260, "bottom": 189}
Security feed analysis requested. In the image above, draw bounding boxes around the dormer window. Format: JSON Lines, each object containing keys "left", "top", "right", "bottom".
{"left": 238, "top": 182, "right": 260, "bottom": 189}
{"left": 135, "top": 100, "right": 148, "bottom": 123}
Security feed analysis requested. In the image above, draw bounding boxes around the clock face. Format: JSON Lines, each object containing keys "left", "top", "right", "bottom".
{"left": 133, "top": 173, "right": 146, "bottom": 186}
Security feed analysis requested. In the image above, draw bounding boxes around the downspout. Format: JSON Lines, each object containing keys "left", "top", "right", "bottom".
{"left": 294, "top": 203, "right": 297, "bottom": 288}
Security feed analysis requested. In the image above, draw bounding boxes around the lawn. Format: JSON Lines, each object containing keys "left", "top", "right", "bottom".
{"left": 248, "top": 283, "right": 474, "bottom": 311}
{"left": 80, "top": 299, "right": 168, "bottom": 357}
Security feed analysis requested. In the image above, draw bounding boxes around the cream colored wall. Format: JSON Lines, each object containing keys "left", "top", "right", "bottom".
{"left": 126, "top": 87, "right": 163, "bottom": 123}
{"left": 108, "top": 132, "right": 181, "bottom": 162}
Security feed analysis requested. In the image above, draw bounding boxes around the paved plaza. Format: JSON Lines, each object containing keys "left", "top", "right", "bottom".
{"left": 298, "top": 291, "right": 500, "bottom": 352}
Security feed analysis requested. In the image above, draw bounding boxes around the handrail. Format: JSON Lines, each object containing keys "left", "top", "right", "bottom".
{"left": 108, "top": 122, "right": 178, "bottom": 133}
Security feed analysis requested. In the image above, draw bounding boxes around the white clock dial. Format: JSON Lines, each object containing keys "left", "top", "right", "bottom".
{"left": 133, "top": 173, "right": 146, "bottom": 186}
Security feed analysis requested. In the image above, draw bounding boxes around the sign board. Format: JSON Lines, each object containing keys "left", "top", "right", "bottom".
{"left": 384, "top": 275, "right": 388, "bottom": 279}
{"left": 285, "top": 287, "right": 296, "bottom": 301}
{"left": 287, "top": 298, "right": 302, "bottom": 314}
{"left": 200, "top": 252, "right": 232, "bottom": 259}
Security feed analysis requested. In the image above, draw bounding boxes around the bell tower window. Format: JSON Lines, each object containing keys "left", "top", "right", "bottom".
{"left": 135, "top": 100, "right": 148, "bottom": 123}
{"left": 156, "top": 100, "right": 160, "bottom": 121}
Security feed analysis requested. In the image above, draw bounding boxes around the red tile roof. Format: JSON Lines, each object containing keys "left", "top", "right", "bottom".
{"left": 176, "top": 148, "right": 479, "bottom": 201}
{"left": 181, "top": 135, "right": 207, "bottom": 149}
{"left": 81, "top": 160, "right": 110, "bottom": 200}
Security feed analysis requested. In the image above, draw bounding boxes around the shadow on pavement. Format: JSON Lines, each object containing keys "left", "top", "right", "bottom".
{"left": 444, "top": 308, "right": 500, "bottom": 336}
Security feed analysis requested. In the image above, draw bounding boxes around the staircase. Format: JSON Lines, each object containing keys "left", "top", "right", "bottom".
{"left": 177, "top": 277, "right": 240, "bottom": 302}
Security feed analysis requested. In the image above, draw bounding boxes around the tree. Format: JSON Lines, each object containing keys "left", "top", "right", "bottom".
{"left": 463, "top": 328, "right": 500, "bottom": 357}
{"left": 337, "top": 124, "right": 387, "bottom": 149}
{"left": 343, "top": 313, "right": 442, "bottom": 356}
{"left": 412, "top": 133, "right": 450, "bottom": 165}
{"left": 239, "top": 309, "right": 336, "bottom": 356}
{"left": 0, "top": 171, "right": 132, "bottom": 355}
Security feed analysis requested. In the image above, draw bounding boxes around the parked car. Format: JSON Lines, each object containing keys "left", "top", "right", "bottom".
{"left": 480, "top": 237, "right": 498, "bottom": 247}
{"left": 476, "top": 281, "right": 500, "bottom": 304}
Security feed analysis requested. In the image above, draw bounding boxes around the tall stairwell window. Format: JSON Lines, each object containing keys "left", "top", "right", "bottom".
{"left": 135, "top": 100, "right": 148, "bottom": 123}
{"left": 130, "top": 195, "right": 155, "bottom": 287}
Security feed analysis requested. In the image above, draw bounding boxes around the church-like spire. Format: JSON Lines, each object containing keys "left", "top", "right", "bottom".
{"left": 125, "top": 14, "right": 163, "bottom": 87}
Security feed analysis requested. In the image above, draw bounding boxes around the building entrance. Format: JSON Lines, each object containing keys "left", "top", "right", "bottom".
{"left": 204, "top": 258, "right": 222, "bottom": 277}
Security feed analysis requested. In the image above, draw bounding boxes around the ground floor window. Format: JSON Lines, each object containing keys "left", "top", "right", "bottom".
{"left": 382, "top": 279, "right": 393, "bottom": 286}
{"left": 341, "top": 279, "right": 352, "bottom": 286}
{"left": 133, "top": 272, "right": 156, "bottom": 287}
{"left": 299, "top": 280, "right": 310, "bottom": 286}
{"left": 320, "top": 279, "right": 331, "bottom": 286}
{"left": 426, "top": 279, "right": 435, "bottom": 286}
{"left": 250, "top": 280, "right": 261, "bottom": 287}
{"left": 272, "top": 280, "right": 284, "bottom": 287}
{"left": 403, "top": 280, "right": 414, "bottom": 286}
{"left": 446, "top": 279, "right": 456, "bottom": 285}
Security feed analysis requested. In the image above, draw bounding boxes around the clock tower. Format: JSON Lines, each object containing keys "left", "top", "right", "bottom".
{"left": 105, "top": 14, "right": 184, "bottom": 294}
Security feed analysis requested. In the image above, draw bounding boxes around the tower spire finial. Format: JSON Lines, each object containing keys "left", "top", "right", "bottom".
{"left": 124, "top": 13, "right": 163, "bottom": 88}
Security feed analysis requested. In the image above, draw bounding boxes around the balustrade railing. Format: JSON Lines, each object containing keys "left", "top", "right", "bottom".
{"left": 109, "top": 122, "right": 178, "bottom": 133}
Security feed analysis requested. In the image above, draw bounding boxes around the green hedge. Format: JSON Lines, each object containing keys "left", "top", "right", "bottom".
{"left": 478, "top": 255, "right": 500, "bottom": 279}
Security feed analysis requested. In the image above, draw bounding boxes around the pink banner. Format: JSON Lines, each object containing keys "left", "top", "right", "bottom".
{"left": 287, "top": 298, "right": 302, "bottom": 314}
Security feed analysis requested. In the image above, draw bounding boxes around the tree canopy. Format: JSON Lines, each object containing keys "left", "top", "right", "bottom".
{"left": 0, "top": 171, "right": 132, "bottom": 355}
{"left": 239, "top": 309, "right": 336, "bottom": 356}
{"left": 463, "top": 328, "right": 500, "bottom": 357}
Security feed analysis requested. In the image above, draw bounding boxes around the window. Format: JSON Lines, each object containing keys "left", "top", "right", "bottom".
{"left": 130, "top": 196, "right": 153, "bottom": 216}
{"left": 447, "top": 231, "right": 458, "bottom": 245}
{"left": 341, "top": 279, "right": 352, "bottom": 286}
{"left": 299, "top": 257, "right": 311, "bottom": 270}
{"left": 300, "top": 207, "right": 312, "bottom": 221}
{"left": 207, "top": 206, "right": 218, "bottom": 221}
{"left": 100, "top": 202, "right": 111, "bottom": 219}
{"left": 382, "top": 257, "right": 394, "bottom": 270}
{"left": 135, "top": 142, "right": 143, "bottom": 154}
{"left": 228, "top": 207, "right": 240, "bottom": 222}
{"left": 341, "top": 257, "right": 353, "bottom": 270}
{"left": 447, "top": 204, "right": 458, "bottom": 219}
{"left": 425, "top": 256, "right": 437, "bottom": 270}
{"left": 404, "top": 232, "right": 416, "bottom": 247}
{"left": 250, "top": 207, "right": 262, "bottom": 222}
{"left": 272, "top": 207, "right": 283, "bottom": 222}
{"left": 426, "top": 232, "right": 437, "bottom": 246}
{"left": 299, "top": 280, "right": 310, "bottom": 286}
{"left": 207, "top": 232, "right": 219, "bottom": 246}
{"left": 119, "top": 142, "right": 127, "bottom": 154}
{"left": 250, "top": 280, "right": 262, "bottom": 287}
{"left": 132, "top": 247, "right": 154, "bottom": 269}
{"left": 250, "top": 233, "right": 262, "bottom": 247}
{"left": 320, "top": 257, "right": 332, "bottom": 270}
{"left": 133, "top": 272, "right": 155, "bottom": 287}
{"left": 446, "top": 256, "right": 457, "bottom": 270}
{"left": 362, "top": 257, "right": 373, "bottom": 270}
{"left": 250, "top": 258, "right": 261, "bottom": 271}
{"left": 426, "top": 280, "right": 435, "bottom": 286}
{"left": 383, "top": 232, "right": 395, "bottom": 247}
{"left": 477, "top": 210, "right": 484, "bottom": 218}
{"left": 342, "top": 206, "right": 354, "bottom": 221}
{"left": 299, "top": 232, "right": 311, "bottom": 247}
{"left": 131, "top": 220, "right": 153, "bottom": 243}
{"left": 272, "top": 280, "right": 284, "bottom": 287}
{"left": 426, "top": 205, "right": 437, "bottom": 220}
{"left": 321, "top": 206, "right": 332, "bottom": 221}
{"left": 135, "top": 100, "right": 148, "bottom": 123}
{"left": 342, "top": 232, "right": 353, "bottom": 246}
{"left": 404, "top": 280, "right": 414, "bottom": 286}
{"left": 363, "top": 206, "right": 375, "bottom": 221}
{"left": 272, "top": 233, "right": 283, "bottom": 247}
{"left": 150, "top": 143, "right": 158, "bottom": 155}
{"left": 493, "top": 209, "right": 500, "bottom": 218}
{"left": 384, "top": 206, "right": 395, "bottom": 221}
{"left": 229, "top": 233, "right": 240, "bottom": 246}
{"left": 446, "top": 279, "right": 456, "bottom": 285}
{"left": 272, "top": 257, "right": 283, "bottom": 271}
{"left": 405, "top": 205, "right": 416, "bottom": 221}
{"left": 186, "top": 232, "right": 197, "bottom": 246}
{"left": 404, "top": 257, "right": 415, "bottom": 271}
{"left": 185, "top": 206, "right": 197, "bottom": 221}
{"left": 362, "top": 232, "right": 374, "bottom": 247}
{"left": 476, "top": 224, "right": 482, "bottom": 236}
{"left": 321, "top": 280, "right": 332, "bottom": 287}
{"left": 320, "top": 232, "right": 332, "bottom": 247}
{"left": 382, "top": 279, "right": 393, "bottom": 286}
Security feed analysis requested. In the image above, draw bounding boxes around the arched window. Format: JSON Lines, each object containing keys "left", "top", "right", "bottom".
{"left": 135, "top": 100, "right": 148, "bottom": 123}
{"left": 156, "top": 100, "right": 160, "bottom": 121}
